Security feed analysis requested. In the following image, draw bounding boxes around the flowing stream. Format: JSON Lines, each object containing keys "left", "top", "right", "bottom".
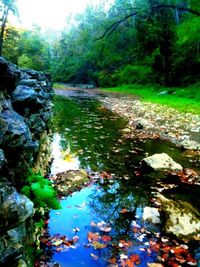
{"left": 38, "top": 90, "right": 200, "bottom": 267}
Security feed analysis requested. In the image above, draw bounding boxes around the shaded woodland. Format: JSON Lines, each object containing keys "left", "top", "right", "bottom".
{"left": 1, "top": 0, "right": 200, "bottom": 87}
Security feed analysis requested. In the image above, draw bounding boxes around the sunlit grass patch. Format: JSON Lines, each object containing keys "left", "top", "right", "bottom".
{"left": 53, "top": 83, "right": 68, "bottom": 90}
{"left": 101, "top": 83, "right": 200, "bottom": 115}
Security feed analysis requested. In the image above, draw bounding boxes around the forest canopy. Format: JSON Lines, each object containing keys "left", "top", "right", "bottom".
{"left": 1, "top": 0, "right": 200, "bottom": 87}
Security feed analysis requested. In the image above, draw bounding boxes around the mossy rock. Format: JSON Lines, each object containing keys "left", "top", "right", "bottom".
{"left": 159, "top": 194, "right": 200, "bottom": 241}
{"left": 52, "top": 169, "right": 90, "bottom": 196}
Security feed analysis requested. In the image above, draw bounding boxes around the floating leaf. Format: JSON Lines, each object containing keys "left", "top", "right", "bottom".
{"left": 92, "top": 241, "right": 107, "bottom": 249}
{"left": 102, "top": 235, "right": 112, "bottom": 242}
{"left": 88, "top": 232, "right": 100, "bottom": 242}
{"left": 130, "top": 254, "right": 140, "bottom": 265}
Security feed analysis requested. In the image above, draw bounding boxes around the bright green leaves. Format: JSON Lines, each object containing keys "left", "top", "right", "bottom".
{"left": 21, "top": 169, "right": 61, "bottom": 210}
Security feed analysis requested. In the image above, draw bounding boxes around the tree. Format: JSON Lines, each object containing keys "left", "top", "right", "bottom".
{"left": 0, "top": 0, "right": 18, "bottom": 55}
{"left": 18, "top": 27, "right": 51, "bottom": 71}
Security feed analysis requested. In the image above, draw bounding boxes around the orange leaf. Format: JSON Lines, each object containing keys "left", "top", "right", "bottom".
{"left": 130, "top": 254, "right": 141, "bottom": 265}
{"left": 88, "top": 232, "right": 100, "bottom": 242}
{"left": 120, "top": 208, "right": 129, "bottom": 213}
{"left": 125, "top": 259, "right": 135, "bottom": 267}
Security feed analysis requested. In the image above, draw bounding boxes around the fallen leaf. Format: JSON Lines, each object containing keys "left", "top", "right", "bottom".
{"left": 88, "top": 232, "right": 100, "bottom": 242}
{"left": 130, "top": 254, "right": 140, "bottom": 265}
{"left": 102, "top": 235, "right": 112, "bottom": 242}
{"left": 92, "top": 241, "right": 107, "bottom": 249}
{"left": 125, "top": 259, "right": 135, "bottom": 267}
{"left": 120, "top": 208, "right": 129, "bottom": 213}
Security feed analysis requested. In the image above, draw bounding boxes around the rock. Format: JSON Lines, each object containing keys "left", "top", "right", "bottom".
{"left": 180, "top": 140, "right": 200, "bottom": 150}
{"left": 11, "top": 85, "right": 38, "bottom": 104}
{"left": 0, "top": 57, "right": 20, "bottom": 93}
{"left": 142, "top": 153, "right": 183, "bottom": 171}
{"left": 121, "top": 128, "right": 132, "bottom": 134}
{"left": 0, "top": 239, "right": 22, "bottom": 266}
{"left": 135, "top": 118, "right": 149, "bottom": 129}
{"left": 52, "top": 169, "right": 89, "bottom": 196}
{"left": 0, "top": 149, "right": 6, "bottom": 171}
{"left": 0, "top": 110, "right": 36, "bottom": 148}
{"left": 143, "top": 207, "right": 161, "bottom": 224}
{"left": 19, "top": 79, "right": 38, "bottom": 86}
{"left": 0, "top": 182, "right": 34, "bottom": 230}
{"left": 160, "top": 195, "right": 200, "bottom": 240}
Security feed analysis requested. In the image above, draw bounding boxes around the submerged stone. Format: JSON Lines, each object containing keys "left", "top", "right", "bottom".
{"left": 143, "top": 207, "right": 161, "bottom": 224}
{"left": 52, "top": 169, "right": 89, "bottom": 196}
{"left": 142, "top": 153, "right": 183, "bottom": 171}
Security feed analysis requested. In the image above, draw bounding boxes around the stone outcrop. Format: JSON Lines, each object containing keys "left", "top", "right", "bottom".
{"left": 142, "top": 153, "right": 183, "bottom": 171}
{"left": 0, "top": 57, "right": 53, "bottom": 266}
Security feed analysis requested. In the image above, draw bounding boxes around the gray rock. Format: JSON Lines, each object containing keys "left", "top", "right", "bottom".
{"left": 0, "top": 57, "right": 20, "bottom": 93}
{"left": 0, "top": 190, "right": 34, "bottom": 230}
{"left": 0, "top": 110, "right": 35, "bottom": 148}
{"left": 180, "top": 140, "right": 200, "bottom": 150}
{"left": 19, "top": 79, "right": 38, "bottom": 86}
{"left": 142, "top": 153, "right": 183, "bottom": 171}
{"left": 0, "top": 238, "right": 22, "bottom": 266}
{"left": 12, "top": 85, "right": 38, "bottom": 103}
{"left": 135, "top": 118, "right": 149, "bottom": 129}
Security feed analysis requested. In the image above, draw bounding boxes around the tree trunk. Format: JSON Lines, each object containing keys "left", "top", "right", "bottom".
{"left": 0, "top": 7, "right": 9, "bottom": 56}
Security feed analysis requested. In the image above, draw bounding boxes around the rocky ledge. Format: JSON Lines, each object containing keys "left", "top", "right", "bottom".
{"left": 0, "top": 57, "right": 53, "bottom": 266}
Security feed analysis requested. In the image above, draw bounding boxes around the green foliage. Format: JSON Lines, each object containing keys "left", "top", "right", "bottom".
{"left": 21, "top": 169, "right": 61, "bottom": 210}
{"left": 18, "top": 28, "right": 51, "bottom": 71}
{"left": 49, "top": 0, "right": 200, "bottom": 88}
{"left": 118, "top": 65, "right": 154, "bottom": 85}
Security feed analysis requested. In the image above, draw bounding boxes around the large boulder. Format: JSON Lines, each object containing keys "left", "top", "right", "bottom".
{"left": 0, "top": 181, "right": 34, "bottom": 231}
{"left": 142, "top": 153, "right": 183, "bottom": 171}
{"left": 160, "top": 195, "right": 200, "bottom": 240}
{"left": 12, "top": 85, "right": 38, "bottom": 103}
{"left": 0, "top": 110, "right": 37, "bottom": 148}
{"left": 0, "top": 57, "right": 20, "bottom": 93}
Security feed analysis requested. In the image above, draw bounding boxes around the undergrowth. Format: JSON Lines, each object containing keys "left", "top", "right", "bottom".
{"left": 21, "top": 169, "right": 61, "bottom": 210}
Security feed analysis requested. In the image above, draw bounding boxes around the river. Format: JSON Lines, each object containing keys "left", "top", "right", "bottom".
{"left": 36, "top": 89, "right": 200, "bottom": 267}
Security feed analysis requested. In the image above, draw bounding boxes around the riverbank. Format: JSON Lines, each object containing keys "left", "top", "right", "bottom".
{"left": 54, "top": 86, "right": 200, "bottom": 151}
{"left": 99, "top": 94, "right": 200, "bottom": 151}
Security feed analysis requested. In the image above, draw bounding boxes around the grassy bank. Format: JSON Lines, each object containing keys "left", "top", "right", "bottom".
{"left": 100, "top": 84, "right": 200, "bottom": 115}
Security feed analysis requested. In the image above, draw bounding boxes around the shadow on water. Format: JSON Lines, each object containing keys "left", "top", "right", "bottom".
{"left": 39, "top": 90, "right": 200, "bottom": 266}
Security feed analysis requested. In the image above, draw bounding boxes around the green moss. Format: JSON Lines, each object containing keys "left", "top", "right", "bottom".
{"left": 21, "top": 169, "right": 61, "bottom": 210}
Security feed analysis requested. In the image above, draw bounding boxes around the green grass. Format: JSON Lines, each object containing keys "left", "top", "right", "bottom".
{"left": 53, "top": 82, "right": 68, "bottom": 90}
{"left": 100, "top": 83, "right": 200, "bottom": 115}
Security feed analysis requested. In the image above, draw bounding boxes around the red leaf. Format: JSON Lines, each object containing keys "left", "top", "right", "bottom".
{"left": 130, "top": 254, "right": 141, "bottom": 265}
{"left": 101, "top": 235, "right": 112, "bottom": 242}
